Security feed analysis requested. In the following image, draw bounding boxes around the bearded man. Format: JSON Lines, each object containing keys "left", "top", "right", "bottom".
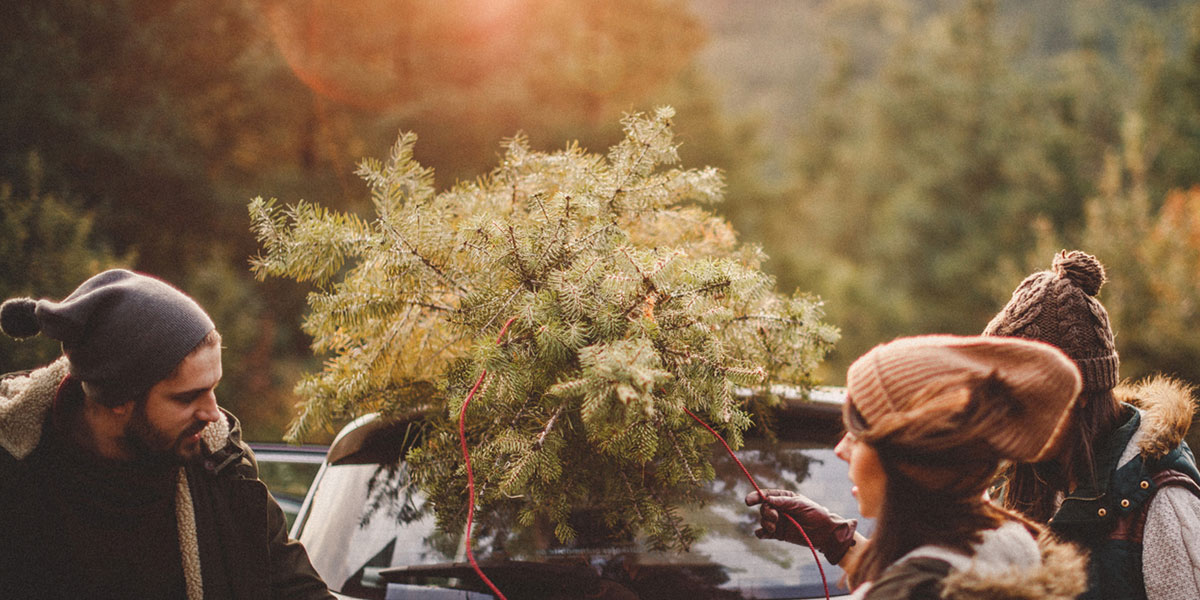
{"left": 0, "top": 269, "right": 333, "bottom": 599}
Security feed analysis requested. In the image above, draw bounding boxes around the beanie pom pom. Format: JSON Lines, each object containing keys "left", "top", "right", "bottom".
{"left": 1052, "top": 250, "right": 1106, "bottom": 296}
{"left": 0, "top": 298, "right": 41, "bottom": 338}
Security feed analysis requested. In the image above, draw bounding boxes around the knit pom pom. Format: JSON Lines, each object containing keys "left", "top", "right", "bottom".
{"left": 1052, "top": 250, "right": 1106, "bottom": 296}
{"left": 0, "top": 298, "right": 41, "bottom": 338}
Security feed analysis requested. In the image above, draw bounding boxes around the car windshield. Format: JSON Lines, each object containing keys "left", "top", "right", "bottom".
{"left": 298, "top": 433, "right": 868, "bottom": 599}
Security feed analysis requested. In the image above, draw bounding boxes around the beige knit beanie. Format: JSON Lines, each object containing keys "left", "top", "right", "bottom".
{"left": 846, "top": 335, "right": 1081, "bottom": 463}
{"left": 983, "top": 250, "right": 1118, "bottom": 392}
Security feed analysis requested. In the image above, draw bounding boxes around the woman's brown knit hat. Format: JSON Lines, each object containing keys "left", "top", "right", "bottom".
{"left": 983, "top": 250, "right": 1118, "bottom": 392}
{"left": 846, "top": 335, "right": 1081, "bottom": 463}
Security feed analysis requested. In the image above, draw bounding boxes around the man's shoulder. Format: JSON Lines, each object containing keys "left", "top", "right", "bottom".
{"left": 0, "top": 358, "right": 69, "bottom": 461}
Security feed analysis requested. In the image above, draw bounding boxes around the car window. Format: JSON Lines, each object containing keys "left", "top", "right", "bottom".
{"left": 298, "top": 437, "right": 868, "bottom": 599}
{"left": 252, "top": 444, "right": 326, "bottom": 528}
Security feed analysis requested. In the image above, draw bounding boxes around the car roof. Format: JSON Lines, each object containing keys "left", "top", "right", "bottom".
{"left": 324, "top": 386, "right": 847, "bottom": 466}
{"left": 247, "top": 443, "right": 329, "bottom": 463}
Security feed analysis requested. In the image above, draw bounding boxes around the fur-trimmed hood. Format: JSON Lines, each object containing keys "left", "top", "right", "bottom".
{"left": 0, "top": 357, "right": 233, "bottom": 461}
{"left": 1115, "top": 375, "right": 1196, "bottom": 461}
{"left": 939, "top": 530, "right": 1088, "bottom": 600}
{"left": 850, "top": 521, "right": 1088, "bottom": 600}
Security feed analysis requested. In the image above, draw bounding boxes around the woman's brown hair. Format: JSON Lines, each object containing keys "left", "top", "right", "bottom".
{"left": 998, "top": 388, "right": 1124, "bottom": 523}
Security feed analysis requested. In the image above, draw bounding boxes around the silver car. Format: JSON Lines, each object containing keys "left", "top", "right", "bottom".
{"left": 291, "top": 388, "right": 864, "bottom": 599}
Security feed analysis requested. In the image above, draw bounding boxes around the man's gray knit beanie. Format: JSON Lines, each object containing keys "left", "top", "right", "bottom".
{"left": 0, "top": 269, "right": 215, "bottom": 395}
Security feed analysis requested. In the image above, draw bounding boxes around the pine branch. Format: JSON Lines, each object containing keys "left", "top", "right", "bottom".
{"left": 646, "top": 483, "right": 693, "bottom": 552}
{"left": 502, "top": 223, "right": 538, "bottom": 287}
{"left": 732, "top": 314, "right": 807, "bottom": 325}
{"left": 381, "top": 220, "right": 469, "bottom": 295}
{"left": 664, "top": 427, "right": 700, "bottom": 485}
{"left": 533, "top": 406, "right": 564, "bottom": 450}
{"left": 664, "top": 278, "right": 731, "bottom": 303}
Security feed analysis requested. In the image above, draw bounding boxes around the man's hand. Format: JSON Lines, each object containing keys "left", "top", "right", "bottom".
{"left": 745, "top": 488, "right": 858, "bottom": 565}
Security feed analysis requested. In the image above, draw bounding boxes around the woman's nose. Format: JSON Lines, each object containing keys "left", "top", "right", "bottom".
{"left": 834, "top": 432, "right": 852, "bottom": 462}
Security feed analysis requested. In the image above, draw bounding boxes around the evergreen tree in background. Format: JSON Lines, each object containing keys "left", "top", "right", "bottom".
{"left": 774, "top": 0, "right": 1158, "bottom": 375}
{"left": 1020, "top": 3, "right": 1200, "bottom": 387}
{"left": 1026, "top": 118, "right": 1200, "bottom": 454}
{"left": 0, "top": 156, "right": 131, "bottom": 368}
{"left": 249, "top": 108, "right": 838, "bottom": 550}
{"left": 1000, "top": 4, "right": 1200, "bottom": 448}
{"left": 1028, "top": 4, "right": 1200, "bottom": 382}
{"left": 0, "top": 0, "right": 715, "bottom": 438}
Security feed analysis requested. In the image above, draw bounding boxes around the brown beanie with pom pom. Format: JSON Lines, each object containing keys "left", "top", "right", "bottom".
{"left": 983, "top": 250, "right": 1118, "bottom": 392}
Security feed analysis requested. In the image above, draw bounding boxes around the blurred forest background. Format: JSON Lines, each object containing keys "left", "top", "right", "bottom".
{"left": 4, "top": 0, "right": 1200, "bottom": 444}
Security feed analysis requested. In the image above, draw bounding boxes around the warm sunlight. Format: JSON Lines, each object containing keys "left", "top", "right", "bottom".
{"left": 263, "top": 0, "right": 531, "bottom": 110}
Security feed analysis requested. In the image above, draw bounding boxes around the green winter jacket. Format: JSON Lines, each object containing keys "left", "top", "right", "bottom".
{"left": 1048, "top": 377, "right": 1200, "bottom": 600}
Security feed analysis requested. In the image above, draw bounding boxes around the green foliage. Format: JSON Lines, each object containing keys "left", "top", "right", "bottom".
{"left": 1026, "top": 121, "right": 1200, "bottom": 454}
{"left": 0, "top": 0, "right": 278, "bottom": 272}
{"left": 1017, "top": 3, "right": 1200, "bottom": 397}
{"left": 1032, "top": 116, "right": 1200, "bottom": 388}
{"left": 772, "top": 0, "right": 1156, "bottom": 376}
{"left": 2, "top": 0, "right": 719, "bottom": 439}
{"left": 0, "top": 155, "right": 132, "bottom": 370}
{"left": 1139, "top": 3, "right": 1200, "bottom": 200}
{"left": 250, "top": 108, "right": 837, "bottom": 550}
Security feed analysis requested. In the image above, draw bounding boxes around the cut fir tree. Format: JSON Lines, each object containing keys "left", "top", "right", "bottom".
{"left": 249, "top": 107, "right": 838, "bottom": 551}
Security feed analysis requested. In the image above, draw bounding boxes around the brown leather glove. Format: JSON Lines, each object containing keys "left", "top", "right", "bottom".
{"left": 745, "top": 488, "right": 858, "bottom": 565}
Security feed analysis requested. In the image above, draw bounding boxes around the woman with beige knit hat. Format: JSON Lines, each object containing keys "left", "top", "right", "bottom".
{"left": 984, "top": 250, "right": 1200, "bottom": 600}
{"left": 747, "top": 335, "right": 1089, "bottom": 599}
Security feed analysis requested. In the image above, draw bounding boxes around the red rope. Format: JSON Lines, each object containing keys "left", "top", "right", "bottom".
{"left": 458, "top": 318, "right": 516, "bottom": 600}
{"left": 682, "top": 406, "right": 831, "bottom": 600}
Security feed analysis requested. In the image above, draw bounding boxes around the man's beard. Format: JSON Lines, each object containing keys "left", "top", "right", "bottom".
{"left": 120, "top": 403, "right": 208, "bottom": 469}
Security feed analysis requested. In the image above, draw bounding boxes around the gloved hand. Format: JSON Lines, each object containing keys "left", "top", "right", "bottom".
{"left": 745, "top": 488, "right": 858, "bottom": 564}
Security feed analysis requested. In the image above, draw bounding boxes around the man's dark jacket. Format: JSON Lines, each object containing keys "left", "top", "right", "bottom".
{"left": 0, "top": 357, "right": 334, "bottom": 599}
